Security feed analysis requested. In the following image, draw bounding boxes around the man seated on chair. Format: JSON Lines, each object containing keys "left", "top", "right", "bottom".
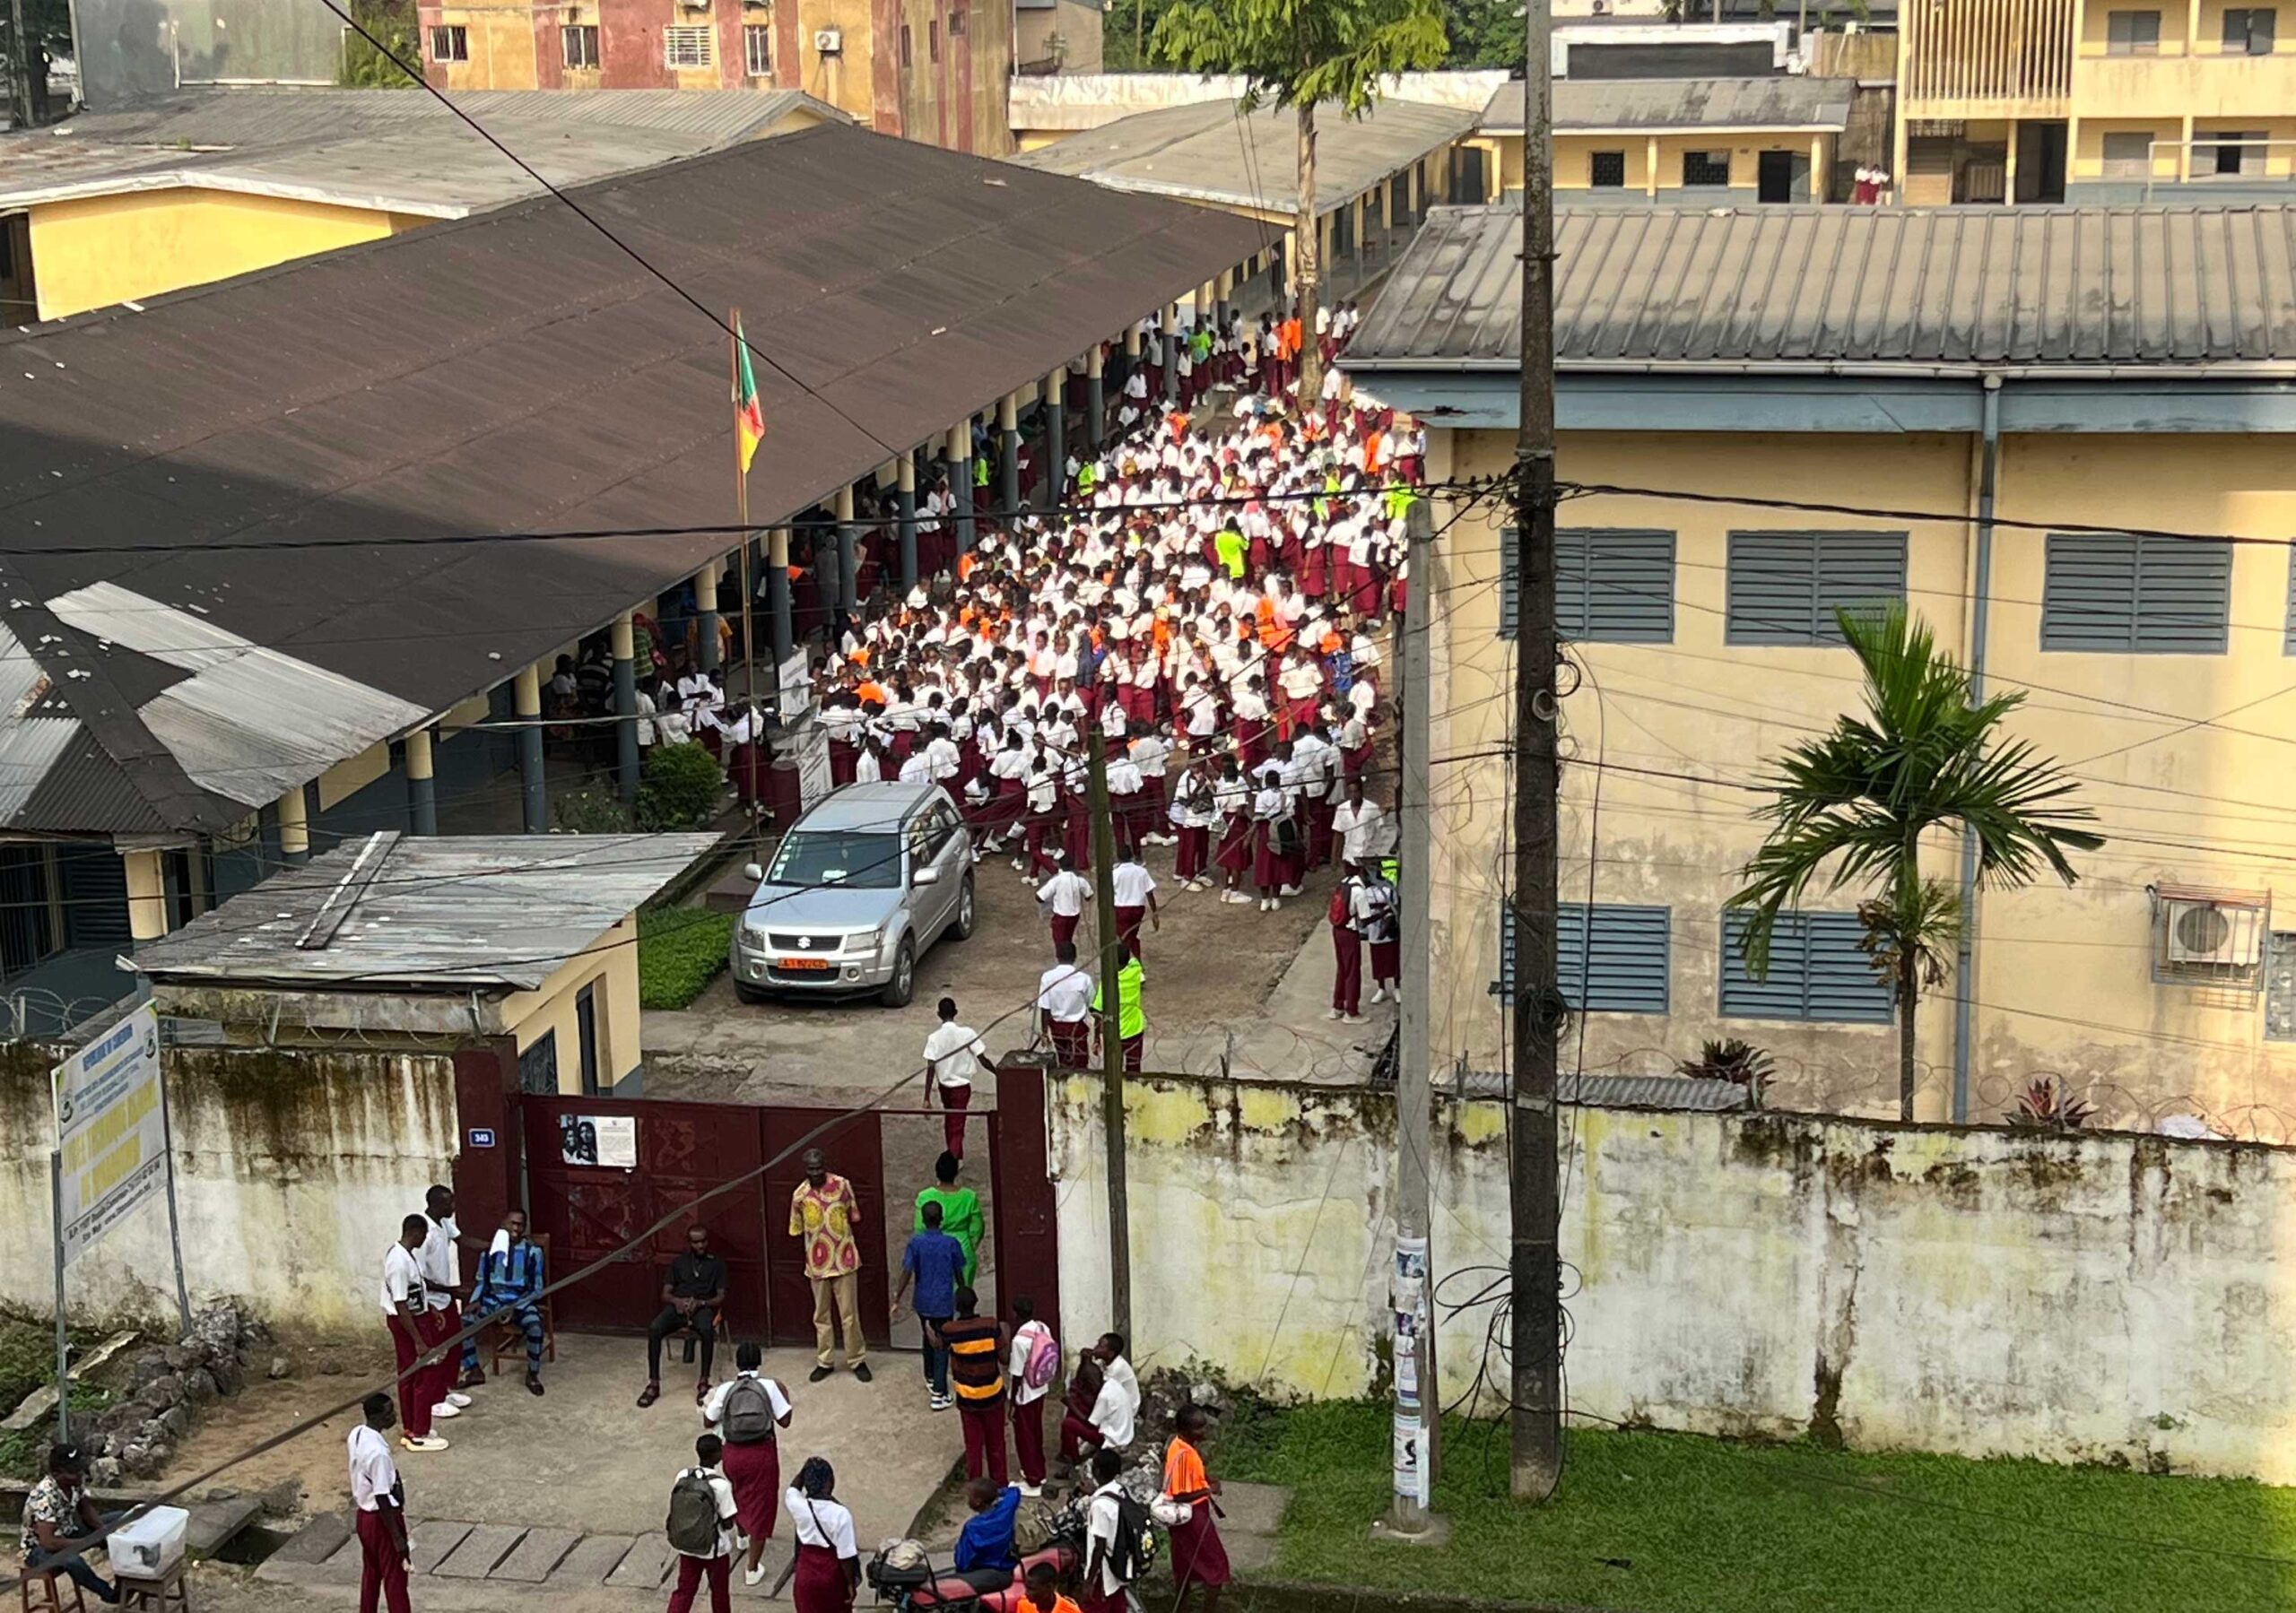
{"left": 468, "top": 1210, "right": 549, "bottom": 1398}
{"left": 19, "top": 1442, "right": 119, "bottom": 1604}
{"left": 640, "top": 1223, "right": 728, "bottom": 1410}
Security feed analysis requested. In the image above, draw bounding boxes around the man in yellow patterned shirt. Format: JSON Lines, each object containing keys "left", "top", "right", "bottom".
{"left": 789, "top": 1147, "right": 871, "bottom": 1383}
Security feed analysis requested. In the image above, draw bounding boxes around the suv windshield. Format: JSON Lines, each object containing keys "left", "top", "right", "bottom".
{"left": 765, "top": 829, "right": 901, "bottom": 889}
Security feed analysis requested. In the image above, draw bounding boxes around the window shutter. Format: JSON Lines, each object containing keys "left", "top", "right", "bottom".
{"left": 2132, "top": 538, "right": 2231, "bottom": 653}
{"left": 1801, "top": 912, "right": 1895, "bottom": 1023}
{"left": 1726, "top": 531, "right": 1819, "bottom": 644}
{"left": 2042, "top": 533, "right": 2139, "bottom": 649}
{"left": 1813, "top": 533, "right": 1908, "bottom": 641}
{"left": 1498, "top": 527, "right": 1519, "bottom": 641}
{"left": 1558, "top": 904, "right": 1671, "bottom": 1013}
{"left": 1561, "top": 529, "right": 1674, "bottom": 643}
{"left": 1719, "top": 909, "right": 1808, "bottom": 1018}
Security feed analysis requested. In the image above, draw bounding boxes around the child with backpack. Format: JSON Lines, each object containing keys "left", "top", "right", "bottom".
{"left": 700, "top": 1342, "right": 793, "bottom": 1587}
{"left": 663, "top": 1434, "right": 740, "bottom": 1613}
{"left": 1082, "top": 1447, "right": 1157, "bottom": 1613}
{"left": 1006, "top": 1295, "right": 1058, "bottom": 1496}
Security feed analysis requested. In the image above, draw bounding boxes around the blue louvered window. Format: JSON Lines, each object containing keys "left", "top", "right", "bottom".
{"left": 1718, "top": 909, "right": 1892, "bottom": 1023}
{"left": 1726, "top": 531, "right": 1907, "bottom": 646}
{"left": 2042, "top": 534, "right": 2229, "bottom": 654}
{"left": 1498, "top": 903, "right": 1671, "bottom": 1014}
{"left": 1560, "top": 529, "right": 1674, "bottom": 642}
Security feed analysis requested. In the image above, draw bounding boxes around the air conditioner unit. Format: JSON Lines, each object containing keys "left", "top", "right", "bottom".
{"left": 2163, "top": 897, "right": 2263, "bottom": 970}
{"left": 814, "top": 26, "right": 842, "bottom": 54}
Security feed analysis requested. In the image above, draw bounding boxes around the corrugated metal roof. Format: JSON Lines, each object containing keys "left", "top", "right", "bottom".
{"left": 0, "top": 88, "right": 845, "bottom": 214}
{"left": 1343, "top": 203, "right": 2296, "bottom": 371}
{"left": 1455, "top": 1071, "right": 1756, "bottom": 1110}
{"left": 1007, "top": 98, "right": 1476, "bottom": 215}
{"left": 1009, "top": 71, "right": 1508, "bottom": 132}
{"left": 135, "top": 832, "right": 722, "bottom": 991}
{"left": 1481, "top": 75, "right": 1856, "bottom": 134}
{"left": 0, "top": 122, "right": 1265, "bottom": 838}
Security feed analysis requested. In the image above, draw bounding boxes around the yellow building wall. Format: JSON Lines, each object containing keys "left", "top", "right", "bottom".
{"left": 1423, "top": 424, "right": 2296, "bottom": 1135}
{"left": 430, "top": 7, "right": 544, "bottom": 90}
{"left": 25, "top": 188, "right": 425, "bottom": 319}
{"left": 503, "top": 914, "right": 644, "bottom": 1093}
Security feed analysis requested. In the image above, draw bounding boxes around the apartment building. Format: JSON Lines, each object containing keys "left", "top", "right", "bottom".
{"left": 1344, "top": 202, "right": 2296, "bottom": 1140}
{"left": 1897, "top": 0, "right": 2296, "bottom": 202}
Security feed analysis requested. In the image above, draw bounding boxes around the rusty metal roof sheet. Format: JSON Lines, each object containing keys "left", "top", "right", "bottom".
{"left": 1343, "top": 202, "right": 2296, "bottom": 371}
{"left": 0, "top": 122, "right": 1264, "bottom": 837}
{"left": 1007, "top": 97, "right": 1476, "bottom": 216}
{"left": 135, "top": 831, "right": 723, "bottom": 991}
{"left": 1481, "top": 75, "right": 1856, "bottom": 134}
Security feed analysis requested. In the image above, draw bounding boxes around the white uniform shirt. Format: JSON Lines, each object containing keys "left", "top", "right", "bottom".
{"left": 1111, "top": 862, "right": 1157, "bottom": 907}
{"left": 923, "top": 1021, "right": 987, "bottom": 1092}
{"left": 788, "top": 1492, "right": 858, "bottom": 1559}
{"left": 1332, "top": 801, "right": 1394, "bottom": 865}
{"left": 348, "top": 1424, "right": 400, "bottom": 1513}
{"left": 380, "top": 1243, "right": 427, "bottom": 1319}
{"left": 1008, "top": 1320, "right": 1056, "bottom": 1407}
{"left": 1039, "top": 870, "right": 1091, "bottom": 918}
{"left": 1037, "top": 964, "right": 1094, "bottom": 1024}
{"left": 1089, "top": 1374, "right": 1135, "bottom": 1448}
{"left": 1088, "top": 1480, "right": 1129, "bottom": 1596}
{"left": 418, "top": 1215, "right": 458, "bottom": 1312}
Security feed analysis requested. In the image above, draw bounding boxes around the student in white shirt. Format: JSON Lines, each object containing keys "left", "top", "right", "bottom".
{"left": 382, "top": 1215, "right": 448, "bottom": 1453}
{"left": 1038, "top": 853, "right": 1091, "bottom": 954}
{"left": 700, "top": 1345, "right": 795, "bottom": 1587}
{"left": 1006, "top": 1296, "right": 1057, "bottom": 1496}
{"left": 787, "top": 1456, "right": 862, "bottom": 1610}
{"left": 666, "top": 1434, "right": 744, "bottom": 1609}
{"left": 1036, "top": 943, "right": 1094, "bottom": 1070}
{"left": 419, "top": 1187, "right": 477, "bottom": 1417}
{"left": 923, "top": 997, "right": 987, "bottom": 1160}
{"left": 349, "top": 1392, "right": 413, "bottom": 1607}
{"left": 1331, "top": 778, "right": 1394, "bottom": 870}
{"left": 1083, "top": 1448, "right": 1135, "bottom": 1608}
{"left": 1109, "top": 850, "right": 1160, "bottom": 962}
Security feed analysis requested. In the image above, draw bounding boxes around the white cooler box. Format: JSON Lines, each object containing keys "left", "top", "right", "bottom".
{"left": 107, "top": 1505, "right": 189, "bottom": 1577}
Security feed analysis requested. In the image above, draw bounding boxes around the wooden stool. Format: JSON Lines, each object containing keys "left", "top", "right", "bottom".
{"left": 18, "top": 1568, "right": 87, "bottom": 1613}
{"left": 116, "top": 1563, "right": 189, "bottom": 1612}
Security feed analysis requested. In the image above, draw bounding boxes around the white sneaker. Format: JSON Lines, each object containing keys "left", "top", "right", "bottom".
{"left": 1343, "top": 1013, "right": 1367, "bottom": 1024}
{"left": 1267, "top": 897, "right": 1282, "bottom": 910}
{"left": 1222, "top": 890, "right": 1250, "bottom": 905}
{"left": 930, "top": 1394, "right": 953, "bottom": 1411}
{"left": 744, "top": 1565, "right": 768, "bottom": 1587}
{"left": 1368, "top": 985, "right": 1387, "bottom": 1003}
{"left": 1017, "top": 1482, "right": 1044, "bottom": 1498}
{"left": 1324, "top": 1009, "right": 1344, "bottom": 1021}
{"left": 1281, "top": 884, "right": 1303, "bottom": 897}
{"left": 430, "top": 1401, "right": 461, "bottom": 1419}
{"left": 1012, "top": 856, "right": 1025, "bottom": 872}
{"left": 445, "top": 1392, "right": 474, "bottom": 1409}
{"left": 400, "top": 1435, "right": 449, "bottom": 1453}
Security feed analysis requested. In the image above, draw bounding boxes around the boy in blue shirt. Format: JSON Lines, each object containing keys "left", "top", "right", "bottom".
{"left": 952, "top": 1476, "right": 1022, "bottom": 1583}
{"left": 891, "top": 1201, "right": 968, "bottom": 1410}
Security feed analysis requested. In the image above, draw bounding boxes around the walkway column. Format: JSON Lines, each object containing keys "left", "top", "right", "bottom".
{"left": 949, "top": 422, "right": 977, "bottom": 555}
{"left": 1085, "top": 344, "right": 1106, "bottom": 450}
{"left": 1162, "top": 303, "right": 1179, "bottom": 406}
{"left": 896, "top": 454, "right": 918, "bottom": 594}
{"left": 124, "top": 848, "right": 169, "bottom": 943}
{"left": 1122, "top": 320, "right": 1142, "bottom": 403}
{"left": 612, "top": 611, "right": 640, "bottom": 803}
{"left": 1215, "top": 267, "right": 1233, "bottom": 332}
{"left": 695, "top": 559, "right": 723, "bottom": 673}
{"left": 835, "top": 483, "right": 859, "bottom": 620}
{"left": 1043, "top": 366, "right": 1066, "bottom": 510}
{"left": 1283, "top": 229, "right": 1299, "bottom": 296}
{"left": 277, "top": 784, "right": 310, "bottom": 865}
{"left": 514, "top": 662, "right": 546, "bottom": 833}
{"left": 997, "top": 391, "right": 1022, "bottom": 516}
{"left": 405, "top": 727, "right": 438, "bottom": 836}
{"left": 767, "top": 526, "right": 794, "bottom": 673}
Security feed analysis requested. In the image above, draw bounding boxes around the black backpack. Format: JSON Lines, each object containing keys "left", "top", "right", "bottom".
{"left": 721, "top": 1379, "right": 777, "bottom": 1446}
{"left": 1106, "top": 1491, "right": 1160, "bottom": 1585}
{"left": 665, "top": 1470, "right": 721, "bottom": 1557}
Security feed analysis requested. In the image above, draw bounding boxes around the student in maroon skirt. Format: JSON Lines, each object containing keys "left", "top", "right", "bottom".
{"left": 700, "top": 1345, "right": 793, "bottom": 1589}
{"left": 1161, "top": 1404, "right": 1231, "bottom": 1610}
{"left": 1213, "top": 763, "right": 1253, "bottom": 904}
{"left": 787, "top": 1456, "right": 860, "bottom": 1613}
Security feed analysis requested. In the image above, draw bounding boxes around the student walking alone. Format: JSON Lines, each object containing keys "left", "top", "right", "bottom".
{"left": 663, "top": 1433, "right": 741, "bottom": 1613}
{"left": 348, "top": 1393, "right": 411, "bottom": 1613}
{"left": 787, "top": 1457, "right": 862, "bottom": 1613}
{"left": 922, "top": 998, "right": 987, "bottom": 1159}
{"left": 700, "top": 1343, "right": 793, "bottom": 1587}
{"left": 1162, "top": 1405, "right": 1231, "bottom": 1611}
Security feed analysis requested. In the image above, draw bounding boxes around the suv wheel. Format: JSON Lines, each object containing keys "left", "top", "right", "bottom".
{"left": 879, "top": 935, "right": 916, "bottom": 1008}
{"left": 952, "top": 874, "right": 977, "bottom": 942}
{"left": 735, "top": 980, "right": 768, "bottom": 1006}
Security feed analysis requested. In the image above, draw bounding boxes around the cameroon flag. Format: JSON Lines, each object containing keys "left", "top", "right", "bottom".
{"left": 734, "top": 316, "right": 765, "bottom": 474}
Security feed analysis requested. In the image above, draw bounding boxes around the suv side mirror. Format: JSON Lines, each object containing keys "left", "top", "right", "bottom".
{"left": 912, "top": 865, "right": 941, "bottom": 887}
{"left": 744, "top": 863, "right": 763, "bottom": 882}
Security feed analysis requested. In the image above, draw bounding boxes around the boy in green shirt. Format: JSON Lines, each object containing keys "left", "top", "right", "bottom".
{"left": 914, "top": 1151, "right": 984, "bottom": 1286}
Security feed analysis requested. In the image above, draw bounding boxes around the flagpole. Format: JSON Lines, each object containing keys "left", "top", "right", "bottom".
{"left": 733, "top": 308, "right": 758, "bottom": 716}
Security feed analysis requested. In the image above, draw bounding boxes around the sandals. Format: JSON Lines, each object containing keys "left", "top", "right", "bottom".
{"left": 636, "top": 1381, "right": 660, "bottom": 1409}
{"left": 696, "top": 1379, "right": 712, "bottom": 1406}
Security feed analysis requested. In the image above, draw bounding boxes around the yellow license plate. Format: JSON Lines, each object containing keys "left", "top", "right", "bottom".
{"left": 776, "top": 957, "right": 832, "bottom": 971}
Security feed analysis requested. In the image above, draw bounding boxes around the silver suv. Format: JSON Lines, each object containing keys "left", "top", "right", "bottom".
{"left": 729, "top": 781, "right": 976, "bottom": 1008}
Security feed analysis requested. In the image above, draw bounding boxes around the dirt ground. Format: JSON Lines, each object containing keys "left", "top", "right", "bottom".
{"left": 149, "top": 1331, "right": 399, "bottom": 1520}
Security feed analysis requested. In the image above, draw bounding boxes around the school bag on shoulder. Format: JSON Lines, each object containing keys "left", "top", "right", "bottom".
{"left": 665, "top": 1469, "right": 722, "bottom": 1556}
{"left": 721, "top": 1379, "right": 778, "bottom": 1445}
{"left": 1108, "top": 1491, "right": 1161, "bottom": 1585}
{"left": 1021, "top": 1322, "right": 1060, "bottom": 1392}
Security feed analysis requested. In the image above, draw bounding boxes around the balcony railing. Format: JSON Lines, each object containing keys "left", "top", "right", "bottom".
{"left": 1901, "top": 0, "right": 2076, "bottom": 111}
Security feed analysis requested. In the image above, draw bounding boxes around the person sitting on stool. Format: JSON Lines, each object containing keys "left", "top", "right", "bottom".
{"left": 640, "top": 1223, "right": 727, "bottom": 1410}
{"left": 20, "top": 1442, "right": 120, "bottom": 1605}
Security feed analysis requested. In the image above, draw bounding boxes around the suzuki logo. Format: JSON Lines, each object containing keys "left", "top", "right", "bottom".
{"left": 797, "top": 936, "right": 812, "bottom": 950}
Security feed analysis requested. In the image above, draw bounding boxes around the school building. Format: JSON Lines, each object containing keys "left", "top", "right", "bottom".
{"left": 1897, "top": 0, "right": 2296, "bottom": 203}
{"left": 0, "top": 87, "right": 841, "bottom": 321}
{"left": 0, "top": 119, "right": 1262, "bottom": 1035}
{"left": 1343, "top": 200, "right": 2296, "bottom": 1140}
{"left": 413, "top": 0, "right": 1014, "bottom": 153}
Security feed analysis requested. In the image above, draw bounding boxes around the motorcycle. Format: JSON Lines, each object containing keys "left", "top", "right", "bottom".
{"left": 865, "top": 1494, "right": 1088, "bottom": 1612}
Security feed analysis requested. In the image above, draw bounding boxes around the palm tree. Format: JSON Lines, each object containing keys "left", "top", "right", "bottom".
{"left": 1728, "top": 606, "right": 2103, "bottom": 1123}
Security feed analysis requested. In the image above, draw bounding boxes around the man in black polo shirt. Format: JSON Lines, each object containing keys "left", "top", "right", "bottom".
{"left": 639, "top": 1224, "right": 728, "bottom": 1409}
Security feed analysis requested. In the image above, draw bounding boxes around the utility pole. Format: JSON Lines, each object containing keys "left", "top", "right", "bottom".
{"left": 1510, "top": 0, "right": 1564, "bottom": 1503}
{"left": 1086, "top": 741, "right": 1132, "bottom": 1341}
{"left": 8, "top": 0, "right": 32, "bottom": 130}
{"left": 1375, "top": 498, "right": 1443, "bottom": 1543}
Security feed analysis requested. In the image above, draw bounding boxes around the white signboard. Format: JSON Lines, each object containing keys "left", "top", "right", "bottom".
{"left": 777, "top": 652, "right": 813, "bottom": 721}
{"left": 788, "top": 724, "right": 832, "bottom": 812}
{"left": 561, "top": 1113, "right": 639, "bottom": 1170}
{"left": 51, "top": 1005, "right": 167, "bottom": 1268}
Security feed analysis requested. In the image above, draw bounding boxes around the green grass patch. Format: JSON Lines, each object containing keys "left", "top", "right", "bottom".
{"left": 1219, "top": 1400, "right": 2296, "bottom": 1612}
{"left": 638, "top": 907, "right": 735, "bottom": 1010}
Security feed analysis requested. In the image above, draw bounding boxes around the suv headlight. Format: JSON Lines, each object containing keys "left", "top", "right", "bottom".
{"left": 741, "top": 924, "right": 768, "bottom": 947}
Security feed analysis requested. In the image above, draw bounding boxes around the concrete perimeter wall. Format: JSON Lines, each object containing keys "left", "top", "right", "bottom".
{"left": 1050, "top": 1074, "right": 2296, "bottom": 1482}
{"left": 0, "top": 1045, "right": 459, "bottom": 1332}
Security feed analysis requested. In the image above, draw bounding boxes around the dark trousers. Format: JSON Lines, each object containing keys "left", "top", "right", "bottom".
{"left": 648, "top": 1305, "right": 718, "bottom": 1381}
{"left": 919, "top": 1314, "right": 952, "bottom": 1395}
{"left": 940, "top": 1082, "right": 970, "bottom": 1158}
{"left": 388, "top": 1313, "right": 433, "bottom": 1438}
{"left": 356, "top": 1507, "right": 411, "bottom": 1613}
{"left": 961, "top": 1400, "right": 1009, "bottom": 1485}
{"left": 1060, "top": 1409, "right": 1108, "bottom": 1464}
{"left": 667, "top": 1552, "right": 733, "bottom": 1613}
{"left": 27, "top": 1522, "right": 122, "bottom": 1606}
{"left": 1013, "top": 1395, "right": 1048, "bottom": 1486}
{"left": 1332, "top": 924, "right": 1362, "bottom": 1016}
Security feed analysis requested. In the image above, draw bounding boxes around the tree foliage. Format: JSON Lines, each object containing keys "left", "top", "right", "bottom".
{"left": 1728, "top": 606, "right": 2102, "bottom": 1121}
{"left": 1439, "top": 0, "right": 1520, "bottom": 68}
{"left": 1152, "top": 0, "right": 1448, "bottom": 117}
{"left": 336, "top": 0, "right": 421, "bottom": 88}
